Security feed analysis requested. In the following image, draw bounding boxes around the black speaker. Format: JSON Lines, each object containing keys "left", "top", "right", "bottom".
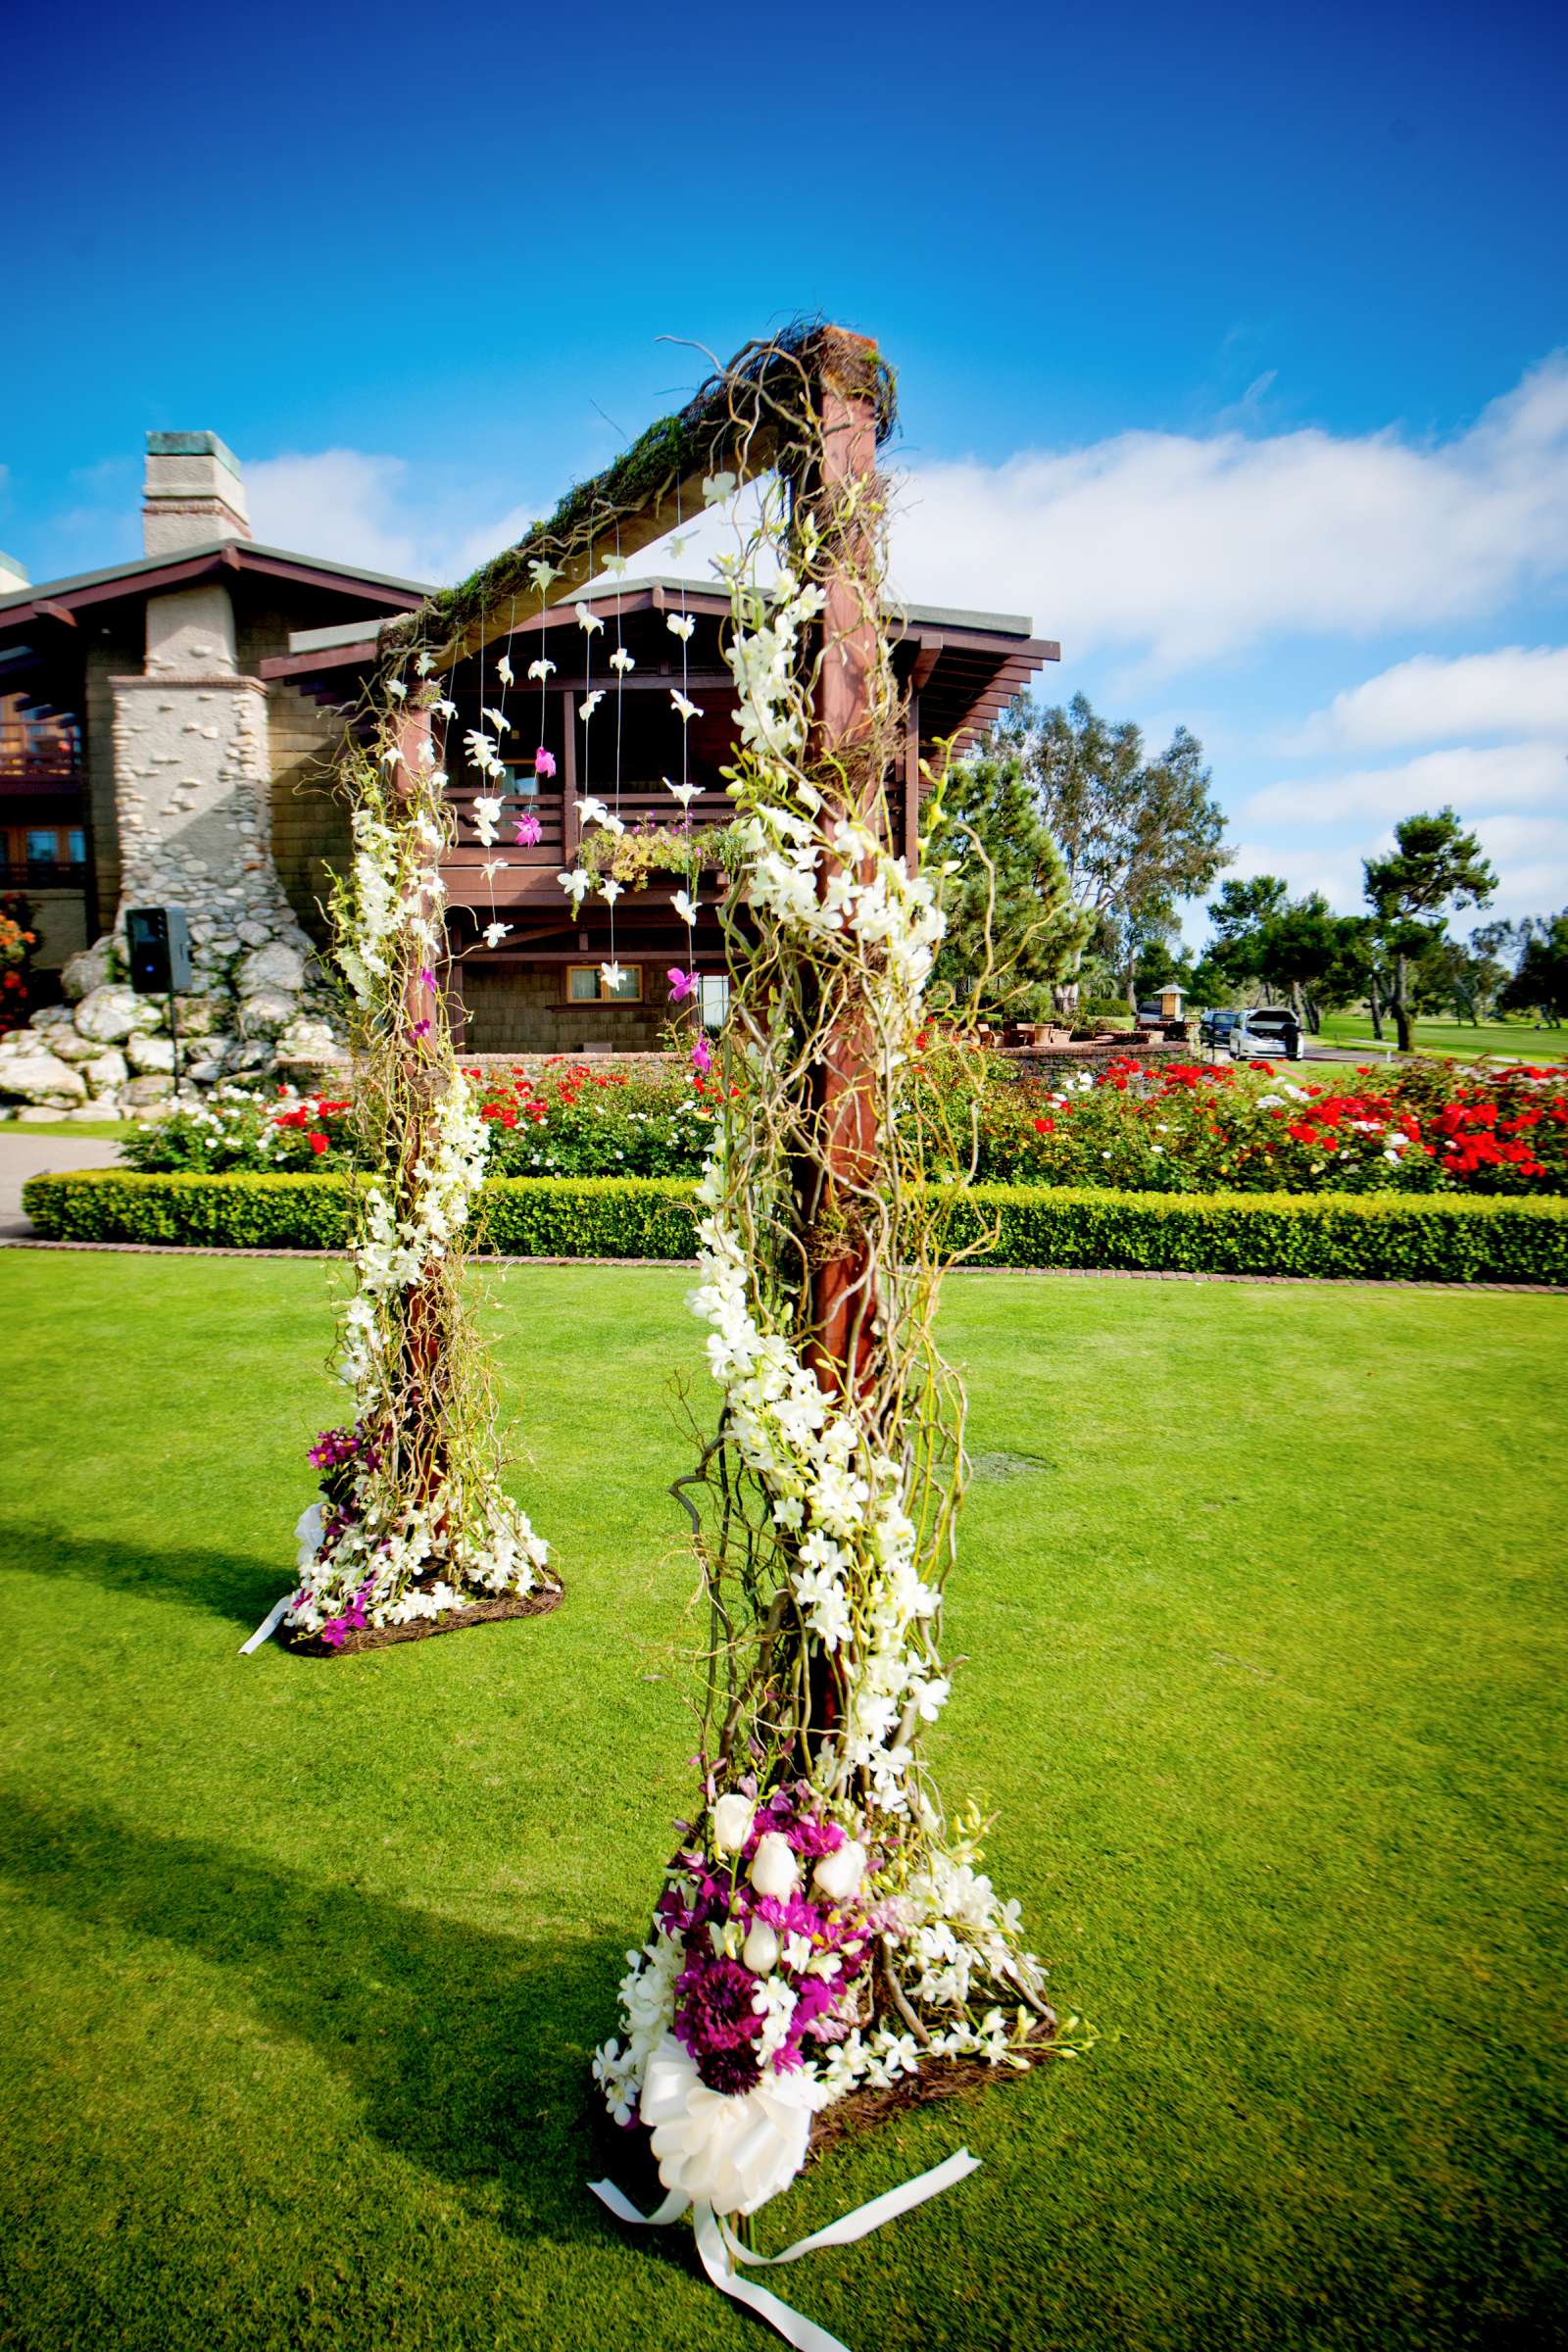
{"left": 126, "top": 906, "right": 193, "bottom": 996}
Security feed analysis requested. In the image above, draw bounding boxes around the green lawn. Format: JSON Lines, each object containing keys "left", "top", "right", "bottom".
{"left": 0, "top": 1117, "right": 135, "bottom": 1139}
{"left": 2, "top": 1254, "right": 1564, "bottom": 2352}
{"left": 1313, "top": 1010, "right": 1568, "bottom": 1064}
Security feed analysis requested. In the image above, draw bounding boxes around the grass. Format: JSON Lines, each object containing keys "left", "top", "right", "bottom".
{"left": 1, "top": 1253, "right": 1564, "bottom": 2352}
{"left": 1312, "top": 1010, "right": 1568, "bottom": 1064}
{"left": 0, "top": 1118, "right": 134, "bottom": 1139}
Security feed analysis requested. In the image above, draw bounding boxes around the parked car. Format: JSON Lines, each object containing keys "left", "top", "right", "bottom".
{"left": 1230, "top": 1005, "right": 1304, "bottom": 1061}
{"left": 1200, "top": 1007, "right": 1242, "bottom": 1050}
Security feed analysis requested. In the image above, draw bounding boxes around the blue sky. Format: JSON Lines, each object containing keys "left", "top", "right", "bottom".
{"left": 5, "top": 0, "right": 1565, "bottom": 932}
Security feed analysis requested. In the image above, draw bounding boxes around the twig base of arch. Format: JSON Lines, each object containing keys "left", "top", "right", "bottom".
{"left": 281, "top": 1583, "right": 564, "bottom": 1657}
{"left": 806, "top": 2009, "right": 1060, "bottom": 2163}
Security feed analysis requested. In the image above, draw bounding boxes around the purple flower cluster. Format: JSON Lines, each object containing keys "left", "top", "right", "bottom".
{"left": 661, "top": 1783, "right": 875, "bottom": 2096}
{"left": 308, "top": 1421, "right": 384, "bottom": 1475}
{"left": 318, "top": 1575, "right": 375, "bottom": 1651}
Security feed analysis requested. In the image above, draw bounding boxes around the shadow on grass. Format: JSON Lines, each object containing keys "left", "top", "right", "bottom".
{"left": 0, "top": 1787, "right": 666, "bottom": 2252}
{"left": 0, "top": 1523, "right": 292, "bottom": 1635}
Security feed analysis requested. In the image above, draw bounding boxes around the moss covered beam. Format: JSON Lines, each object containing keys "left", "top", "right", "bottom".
{"left": 383, "top": 323, "right": 896, "bottom": 677}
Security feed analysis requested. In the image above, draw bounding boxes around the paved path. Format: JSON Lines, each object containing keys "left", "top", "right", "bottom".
{"left": 0, "top": 1133, "right": 122, "bottom": 1240}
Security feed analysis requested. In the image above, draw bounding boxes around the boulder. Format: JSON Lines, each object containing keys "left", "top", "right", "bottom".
{"left": 275, "top": 1014, "right": 348, "bottom": 1068}
{"left": 74, "top": 985, "right": 162, "bottom": 1045}
{"left": 227, "top": 1040, "right": 275, "bottom": 1074}
{"left": 61, "top": 940, "right": 116, "bottom": 1003}
{"left": 47, "top": 1029, "right": 102, "bottom": 1063}
{"left": 123, "top": 1074, "right": 174, "bottom": 1106}
{"left": 0, "top": 1040, "right": 88, "bottom": 1104}
{"left": 238, "top": 988, "right": 297, "bottom": 1039}
{"left": 32, "top": 1004, "right": 74, "bottom": 1033}
{"left": 82, "top": 1048, "right": 130, "bottom": 1095}
{"left": 172, "top": 995, "right": 222, "bottom": 1037}
{"left": 13, "top": 1102, "right": 77, "bottom": 1122}
{"left": 126, "top": 1032, "right": 176, "bottom": 1075}
{"left": 236, "top": 941, "right": 306, "bottom": 997}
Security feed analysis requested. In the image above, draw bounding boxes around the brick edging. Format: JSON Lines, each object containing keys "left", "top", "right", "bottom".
{"left": 1, "top": 1235, "right": 1559, "bottom": 1294}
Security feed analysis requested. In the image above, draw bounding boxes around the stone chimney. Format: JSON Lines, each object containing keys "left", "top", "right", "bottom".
{"left": 0, "top": 550, "right": 28, "bottom": 595}
{"left": 142, "top": 431, "right": 251, "bottom": 557}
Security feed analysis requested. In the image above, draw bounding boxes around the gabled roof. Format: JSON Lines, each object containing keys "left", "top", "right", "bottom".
{"left": 0, "top": 538, "right": 432, "bottom": 632}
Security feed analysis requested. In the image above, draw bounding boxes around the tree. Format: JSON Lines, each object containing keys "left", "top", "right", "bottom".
{"left": 1363, "top": 808, "right": 1496, "bottom": 1054}
{"left": 1195, "top": 875, "right": 1369, "bottom": 1031}
{"left": 1497, "top": 911, "right": 1568, "bottom": 1026}
{"left": 930, "top": 755, "right": 1093, "bottom": 1019}
{"left": 995, "top": 692, "right": 1231, "bottom": 1008}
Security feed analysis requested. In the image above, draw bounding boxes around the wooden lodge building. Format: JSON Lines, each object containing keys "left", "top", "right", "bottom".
{"left": 0, "top": 432, "right": 1056, "bottom": 1056}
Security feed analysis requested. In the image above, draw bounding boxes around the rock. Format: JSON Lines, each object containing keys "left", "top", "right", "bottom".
{"left": 185, "top": 1056, "right": 227, "bottom": 1086}
{"left": 274, "top": 1015, "right": 347, "bottom": 1068}
{"left": 123, "top": 1074, "right": 174, "bottom": 1106}
{"left": 83, "top": 1049, "right": 130, "bottom": 1095}
{"left": 0, "top": 1041, "right": 88, "bottom": 1104}
{"left": 227, "top": 1040, "right": 274, "bottom": 1074}
{"left": 126, "top": 1032, "right": 176, "bottom": 1074}
{"left": 32, "top": 1004, "right": 74, "bottom": 1033}
{"left": 74, "top": 985, "right": 162, "bottom": 1045}
{"left": 236, "top": 942, "right": 306, "bottom": 997}
{"left": 238, "top": 988, "right": 297, "bottom": 1039}
{"left": 61, "top": 940, "right": 116, "bottom": 1003}
{"left": 13, "top": 1102, "right": 77, "bottom": 1122}
{"left": 47, "top": 1029, "right": 102, "bottom": 1063}
{"left": 235, "top": 919, "right": 270, "bottom": 948}
{"left": 68, "top": 1102, "right": 118, "bottom": 1122}
{"left": 172, "top": 995, "right": 221, "bottom": 1036}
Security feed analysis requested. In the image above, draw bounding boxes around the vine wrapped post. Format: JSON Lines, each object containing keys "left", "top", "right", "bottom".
{"left": 274, "top": 658, "right": 559, "bottom": 1650}
{"left": 593, "top": 329, "right": 1063, "bottom": 2239}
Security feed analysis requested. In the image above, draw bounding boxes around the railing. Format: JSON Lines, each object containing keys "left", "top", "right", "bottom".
{"left": 0, "top": 723, "right": 82, "bottom": 786}
{"left": 0, "top": 859, "right": 89, "bottom": 889}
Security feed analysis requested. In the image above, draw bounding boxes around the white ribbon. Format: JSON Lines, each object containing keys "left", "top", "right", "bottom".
{"left": 590, "top": 2146, "right": 980, "bottom": 2352}
{"left": 239, "top": 1592, "right": 293, "bottom": 1655}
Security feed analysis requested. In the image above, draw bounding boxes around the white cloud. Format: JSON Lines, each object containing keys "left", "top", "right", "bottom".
{"left": 245, "top": 449, "right": 539, "bottom": 586}
{"left": 1243, "top": 741, "right": 1568, "bottom": 828}
{"left": 888, "top": 354, "right": 1568, "bottom": 669}
{"left": 1300, "top": 646, "right": 1568, "bottom": 750}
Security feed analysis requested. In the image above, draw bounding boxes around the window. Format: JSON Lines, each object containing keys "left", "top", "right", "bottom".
{"left": 566, "top": 963, "right": 643, "bottom": 1004}
{"left": 25, "top": 829, "right": 58, "bottom": 863}
{"left": 699, "top": 973, "right": 730, "bottom": 1030}
{"left": 503, "top": 763, "right": 538, "bottom": 799}
{"left": 67, "top": 828, "right": 85, "bottom": 863}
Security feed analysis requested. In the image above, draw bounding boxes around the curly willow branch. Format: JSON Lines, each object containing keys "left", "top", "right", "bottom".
{"left": 593, "top": 333, "right": 1059, "bottom": 2161}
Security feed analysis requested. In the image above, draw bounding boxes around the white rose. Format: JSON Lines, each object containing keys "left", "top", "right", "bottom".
{"left": 811, "top": 1838, "right": 867, "bottom": 1904}
{"left": 641, "top": 2034, "right": 811, "bottom": 2217}
{"left": 742, "top": 1920, "right": 781, "bottom": 1976}
{"left": 710, "top": 1794, "right": 756, "bottom": 1854}
{"left": 748, "top": 1832, "right": 799, "bottom": 1900}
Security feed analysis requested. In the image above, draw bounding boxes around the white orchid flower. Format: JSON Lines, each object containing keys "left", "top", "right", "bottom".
{"left": 666, "top": 612, "right": 696, "bottom": 643}
{"left": 527, "top": 558, "right": 561, "bottom": 592}
{"left": 600, "top": 960, "right": 625, "bottom": 991}
{"left": 479, "top": 858, "right": 511, "bottom": 879}
{"left": 385, "top": 677, "right": 407, "bottom": 701}
{"left": 671, "top": 889, "right": 697, "bottom": 925}
{"left": 664, "top": 778, "right": 701, "bottom": 808}
{"left": 495, "top": 656, "right": 514, "bottom": 687}
{"left": 579, "top": 690, "right": 605, "bottom": 721}
{"left": 482, "top": 707, "right": 511, "bottom": 734}
{"left": 575, "top": 603, "right": 605, "bottom": 635}
{"left": 702, "top": 470, "right": 737, "bottom": 506}
{"left": 482, "top": 921, "right": 512, "bottom": 948}
{"left": 601, "top": 878, "right": 623, "bottom": 905}
{"left": 429, "top": 769, "right": 449, "bottom": 792}
{"left": 667, "top": 533, "right": 689, "bottom": 557}
{"left": 601, "top": 552, "right": 629, "bottom": 577}
{"left": 559, "top": 867, "right": 591, "bottom": 906}
{"left": 575, "top": 796, "right": 610, "bottom": 828}
{"left": 415, "top": 650, "right": 436, "bottom": 675}
{"left": 609, "top": 648, "right": 635, "bottom": 674}
{"left": 433, "top": 698, "right": 458, "bottom": 720}
{"left": 670, "top": 691, "right": 703, "bottom": 724}
{"left": 526, "top": 657, "right": 557, "bottom": 681}
{"left": 378, "top": 744, "right": 403, "bottom": 769}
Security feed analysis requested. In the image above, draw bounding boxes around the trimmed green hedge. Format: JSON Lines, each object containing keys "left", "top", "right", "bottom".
{"left": 20, "top": 1168, "right": 1568, "bottom": 1283}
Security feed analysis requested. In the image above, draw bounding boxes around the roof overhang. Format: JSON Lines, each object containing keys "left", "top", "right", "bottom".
{"left": 0, "top": 540, "right": 431, "bottom": 637}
